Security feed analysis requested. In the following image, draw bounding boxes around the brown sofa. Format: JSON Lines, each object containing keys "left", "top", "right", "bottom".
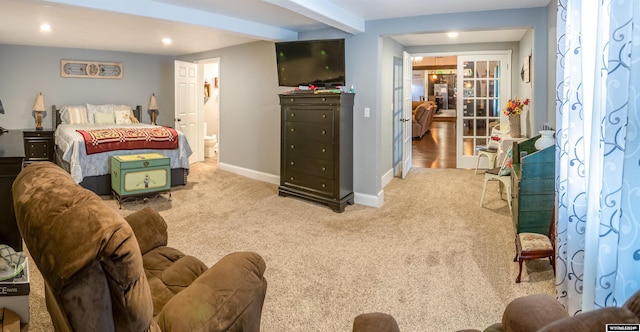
{"left": 412, "top": 101, "right": 437, "bottom": 138}
{"left": 12, "top": 162, "right": 268, "bottom": 331}
{"left": 462, "top": 291, "right": 640, "bottom": 332}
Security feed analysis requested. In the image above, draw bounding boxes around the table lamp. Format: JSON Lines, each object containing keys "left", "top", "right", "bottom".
{"left": 32, "top": 92, "right": 46, "bottom": 131}
{"left": 148, "top": 93, "right": 159, "bottom": 125}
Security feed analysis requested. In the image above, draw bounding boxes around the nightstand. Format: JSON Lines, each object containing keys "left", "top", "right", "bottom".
{"left": 23, "top": 129, "right": 54, "bottom": 167}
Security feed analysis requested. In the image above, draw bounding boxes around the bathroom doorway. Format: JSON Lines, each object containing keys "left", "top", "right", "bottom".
{"left": 200, "top": 58, "right": 220, "bottom": 166}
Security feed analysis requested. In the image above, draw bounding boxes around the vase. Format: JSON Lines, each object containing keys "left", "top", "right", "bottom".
{"left": 535, "top": 130, "right": 555, "bottom": 150}
{"left": 508, "top": 115, "right": 521, "bottom": 138}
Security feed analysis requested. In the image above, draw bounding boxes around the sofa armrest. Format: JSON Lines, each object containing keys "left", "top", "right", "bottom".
{"left": 124, "top": 207, "right": 168, "bottom": 255}
{"left": 155, "top": 251, "right": 267, "bottom": 332}
{"left": 501, "top": 294, "right": 569, "bottom": 332}
{"left": 539, "top": 307, "right": 640, "bottom": 332}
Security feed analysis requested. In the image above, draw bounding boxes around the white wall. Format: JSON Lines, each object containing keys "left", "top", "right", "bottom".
{"left": 0, "top": 45, "right": 174, "bottom": 129}
{"left": 180, "top": 41, "right": 289, "bottom": 177}
{"left": 517, "top": 29, "right": 535, "bottom": 137}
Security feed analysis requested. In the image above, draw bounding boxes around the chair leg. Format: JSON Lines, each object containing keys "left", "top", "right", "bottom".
{"left": 480, "top": 178, "right": 489, "bottom": 207}
{"left": 475, "top": 154, "right": 483, "bottom": 175}
{"left": 506, "top": 184, "right": 513, "bottom": 212}
{"left": 489, "top": 154, "right": 497, "bottom": 169}
{"left": 516, "top": 258, "right": 524, "bottom": 283}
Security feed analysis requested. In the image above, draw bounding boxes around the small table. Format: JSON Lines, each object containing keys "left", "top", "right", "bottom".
{"left": 23, "top": 129, "right": 55, "bottom": 167}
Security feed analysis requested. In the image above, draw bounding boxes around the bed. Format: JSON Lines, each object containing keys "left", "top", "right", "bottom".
{"left": 52, "top": 103, "right": 191, "bottom": 195}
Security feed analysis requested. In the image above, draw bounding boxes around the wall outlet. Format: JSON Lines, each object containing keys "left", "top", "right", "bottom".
{"left": 364, "top": 107, "right": 370, "bottom": 118}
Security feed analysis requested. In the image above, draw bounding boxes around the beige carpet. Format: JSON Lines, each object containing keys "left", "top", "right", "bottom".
{"left": 21, "top": 162, "right": 554, "bottom": 331}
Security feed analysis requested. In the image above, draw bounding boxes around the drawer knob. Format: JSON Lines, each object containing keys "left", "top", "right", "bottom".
{"left": 291, "top": 144, "right": 295, "bottom": 149}
{"left": 321, "top": 183, "right": 326, "bottom": 188}
{"left": 321, "top": 167, "right": 326, "bottom": 171}
{"left": 290, "top": 161, "right": 295, "bottom": 165}
{"left": 322, "top": 97, "right": 326, "bottom": 101}
{"left": 290, "top": 177, "right": 295, "bottom": 181}
{"left": 322, "top": 114, "right": 326, "bottom": 118}
{"left": 290, "top": 98, "right": 294, "bottom": 102}
{"left": 43, "top": 144, "right": 47, "bottom": 148}
{"left": 321, "top": 130, "right": 326, "bottom": 135}
{"left": 321, "top": 148, "right": 326, "bottom": 153}
{"left": 291, "top": 113, "right": 295, "bottom": 117}
{"left": 291, "top": 128, "right": 295, "bottom": 132}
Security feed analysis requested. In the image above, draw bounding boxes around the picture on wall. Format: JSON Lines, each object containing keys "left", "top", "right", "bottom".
{"left": 61, "top": 60, "right": 123, "bottom": 79}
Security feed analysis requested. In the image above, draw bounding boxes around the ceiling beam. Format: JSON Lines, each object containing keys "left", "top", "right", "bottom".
{"left": 43, "top": 0, "right": 298, "bottom": 41}
{"left": 262, "top": 0, "right": 364, "bottom": 34}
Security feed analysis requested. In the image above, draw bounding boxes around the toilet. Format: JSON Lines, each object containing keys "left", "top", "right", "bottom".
{"left": 204, "top": 123, "right": 218, "bottom": 158}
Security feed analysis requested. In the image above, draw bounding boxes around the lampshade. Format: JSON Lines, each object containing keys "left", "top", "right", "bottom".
{"left": 148, "top": 93, "right": 159, "bottom": 110}
{"left": 33, "top": 93, "right": 45, "bottom": 112}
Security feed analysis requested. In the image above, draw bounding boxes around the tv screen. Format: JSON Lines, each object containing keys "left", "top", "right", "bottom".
{"left": 275, "top": 39, "right": 345, "bottom": 88}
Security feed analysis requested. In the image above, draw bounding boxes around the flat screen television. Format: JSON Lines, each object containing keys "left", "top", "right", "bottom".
{"left": 275, "top": 38, "right": 345, "bottom": 88}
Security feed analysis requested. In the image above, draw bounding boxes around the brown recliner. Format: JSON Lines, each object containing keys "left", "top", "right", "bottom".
{"left": 12, "top": 162, "right": 267, "bottom": 331}
{"left": 412, "top": 101, "right": 436, "bottom": 138}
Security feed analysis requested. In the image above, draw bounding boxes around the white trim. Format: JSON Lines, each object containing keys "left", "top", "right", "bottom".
{"left": 218, "top": 163, "right": 279, "bottom": 185}
{"left": 381, "top": 168, "right": 394, "bottom": 188}
{"left": 354, "top": 190, "right": 384, "bottom": 208}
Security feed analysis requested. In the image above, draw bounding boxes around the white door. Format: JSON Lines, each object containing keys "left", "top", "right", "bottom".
{"left": 175, "top": 60, "right": 199, "bottom": 164}
{"left": 456, "top": 53, "right": 510, "bottom": 168}
{"left": 401, "top": 51, "right": 413, "bottom": 178}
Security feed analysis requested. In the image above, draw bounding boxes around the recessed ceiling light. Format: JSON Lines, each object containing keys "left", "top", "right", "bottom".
{"left": 162, "top": 38, "right": 172, "bottom": 45}
{"left": 447, "top": 31, "right": 459, "bottom": 39}
{"left": 40, "top": 24, "right": 51, "bottom": 32}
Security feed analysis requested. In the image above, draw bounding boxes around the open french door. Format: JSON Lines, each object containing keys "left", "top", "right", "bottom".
{"left": 455, "top": 53, "right": 510, "bottom": 168}
{"left": 401, "top": 51, "right": 413, "bottom": 178}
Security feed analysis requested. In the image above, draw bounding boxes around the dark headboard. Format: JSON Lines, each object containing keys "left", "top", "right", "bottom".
{"left": 52, "top": 105, "right": 142, "bottom": 128}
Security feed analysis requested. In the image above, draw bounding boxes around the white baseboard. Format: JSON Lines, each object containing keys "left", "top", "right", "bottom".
{"left": 381, "top": 168, "right": 394, "bottom": 188}
{"left": 354, "top": 190, "right": 384, "bottom": 208}
{"left": 217, "top": 163, "right": 386, "bottom": 208}
{"left": 218, "top": 163, "right": 279, "bottom": 185}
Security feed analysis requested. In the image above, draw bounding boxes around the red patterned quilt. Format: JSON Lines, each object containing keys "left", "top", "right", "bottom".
{"left": 76, "top": 127, "right": 179, "bottom": 155}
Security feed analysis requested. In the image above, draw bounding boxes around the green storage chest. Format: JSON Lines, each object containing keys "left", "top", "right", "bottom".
{"left": 111, "top": 153, "right": 170, "bottom": 204}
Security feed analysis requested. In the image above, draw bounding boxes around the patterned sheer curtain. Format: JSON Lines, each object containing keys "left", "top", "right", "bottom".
{"left": 556, "top": 0, "right": 640, "bottom": 315}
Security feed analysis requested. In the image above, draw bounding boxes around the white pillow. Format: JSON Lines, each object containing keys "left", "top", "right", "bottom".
{"left": 93, "top": 111, "right": 115, "bottom": 124}
{"left": 114, "top": 109, "right": 132, "bottom": 124}
{"left": 86, "top": 104, "right": 114, "bottom": 124}
{"left": 61, "top": 106, "right": 88, "bottom": 124}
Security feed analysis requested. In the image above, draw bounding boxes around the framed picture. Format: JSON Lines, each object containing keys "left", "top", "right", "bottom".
{"left": 61, "top": 60, "right": 123, "bottom": 79}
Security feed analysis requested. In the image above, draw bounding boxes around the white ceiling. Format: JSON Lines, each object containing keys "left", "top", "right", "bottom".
{"left": 0, "top": 0, "right": 551, "bottom": 56}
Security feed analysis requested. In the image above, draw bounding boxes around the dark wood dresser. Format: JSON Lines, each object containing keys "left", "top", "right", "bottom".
{"left": 0, "top": 130, "right": 26, "bottom": 251}
{"left": 278, "top": 93, "right": 354, "bottom": 212}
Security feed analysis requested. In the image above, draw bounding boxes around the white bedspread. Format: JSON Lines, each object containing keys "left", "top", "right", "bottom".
{"left": 55, "top": 123, "right": 192, "bottom": 183}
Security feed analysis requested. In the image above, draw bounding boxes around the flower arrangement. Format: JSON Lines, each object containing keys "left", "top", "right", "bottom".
{"left": 503, "top": 98, "right": 530, "bottom": 116}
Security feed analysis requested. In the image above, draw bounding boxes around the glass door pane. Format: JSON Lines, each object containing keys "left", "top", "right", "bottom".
{"left": 456, "top": 53, "right": 510, "bottom": 168}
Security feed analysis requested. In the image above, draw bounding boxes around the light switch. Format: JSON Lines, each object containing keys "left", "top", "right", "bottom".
{"left": 364, "top": 107, "right": 370, "bottom": 118}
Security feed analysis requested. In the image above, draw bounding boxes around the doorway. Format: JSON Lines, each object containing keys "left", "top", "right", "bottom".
{"left": 199, "top": 58, "right": 220, "bottom": 167}
{"left": 411, "top": 55, "right": 457, "bottom": 168}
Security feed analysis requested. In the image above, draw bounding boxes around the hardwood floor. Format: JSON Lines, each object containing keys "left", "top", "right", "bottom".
{"left": 412, "top": 119, "right": 456, "bottom": 168}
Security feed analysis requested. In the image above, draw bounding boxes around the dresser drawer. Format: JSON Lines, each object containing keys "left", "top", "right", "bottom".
{"left": 25, "top": 141, "right": 51, "bottom": 160}
{"left": 282, "top": 170, "right": 334, "bottom": 195}
{"left": 284, "top": 108, "right": 334, "bottom": 123}
{"left": 285, "top": 122, "right": 333, "bottom": 141}
{"left": 284, "top": 139, "right": 333, "bottom": 160}
{"left": 286, "top": 154, "right": 334, "bottom": 179}
{"left": 280, "top": 95, "right": 341, "bottom": 106}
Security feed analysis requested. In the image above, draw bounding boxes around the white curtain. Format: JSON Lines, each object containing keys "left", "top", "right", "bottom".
{"left": 556, "top": 0, "right": 640, "bottom": 315}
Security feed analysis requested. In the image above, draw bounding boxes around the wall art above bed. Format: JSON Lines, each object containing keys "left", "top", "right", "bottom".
{"left": 61, "top": 60, "right": 123, "bottom": 79}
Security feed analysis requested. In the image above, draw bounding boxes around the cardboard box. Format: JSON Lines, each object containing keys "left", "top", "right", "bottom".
{"left": 0, "top": 260, "right": 29, "bottom": 324}
{"left": 0, "top": 308, "right": 20, "bottom": 331}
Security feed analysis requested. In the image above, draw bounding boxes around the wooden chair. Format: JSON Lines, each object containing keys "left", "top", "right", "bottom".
{"left": 514, "top": 208, "right": 556, "bottom": 283}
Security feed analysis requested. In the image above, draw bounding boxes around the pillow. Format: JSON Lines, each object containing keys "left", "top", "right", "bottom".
{"left": 93, "top": 111, "right": 115, "bottom": 124}
{"left": 86, "top": 104, "right": 114, "bottom": 124}
{"left": 114, "top": 109, "right": 132, "bottom": 124}
{"left": 61, "top": 106, "right": 88, "bottom": 124}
